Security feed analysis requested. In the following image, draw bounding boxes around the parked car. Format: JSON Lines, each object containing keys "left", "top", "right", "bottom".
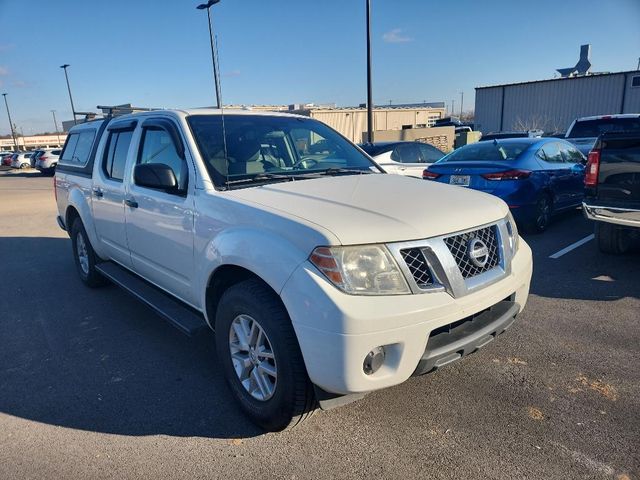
{"left": 30, "top": 149, "right": 43, "bottom": 168}
{"left": 424, "top": 138, "right": 586, "bottom": 232}
{"left": 1, "top": 153, "right": 15, "bottom": 166}
{"left": 565, "top": 113, "right": 640, "bottom": 156}
{"left": 583, "top": 131, "right": 640, "bottom": 253}
{"left": 34, "top": 148, "right": 62, "bottom": 175}
{"left": 479, "top": 131, "right": 543, "bottom": 142}
{"left": 359, "top": 141, "right": 445, "bottom": 177}
{"left": 55, "top": 109, "right": 532, "bottom": 431}
{"left": 10, "top": 152, "right": 32, "bottom": 169}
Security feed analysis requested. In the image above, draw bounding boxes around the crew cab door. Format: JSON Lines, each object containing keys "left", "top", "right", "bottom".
{"left": 124, "top": 118, "right": 196, "bottom": 304}
{"left": 91, "top": 120, "right": 137, "bottom": 268}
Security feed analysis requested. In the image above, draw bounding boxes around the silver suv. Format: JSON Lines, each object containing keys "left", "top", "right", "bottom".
{"left": 34, "top": 148, "right": 62, "bottom": 175}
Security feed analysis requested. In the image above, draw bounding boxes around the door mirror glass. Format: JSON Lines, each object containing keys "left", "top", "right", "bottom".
{"left": 134, "top": 163, "right": 179, "bottom": 192}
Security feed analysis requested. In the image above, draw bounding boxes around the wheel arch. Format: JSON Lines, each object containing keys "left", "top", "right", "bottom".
{"left": 64, "top": 188, "right": 105, "bottom": 258}
{"left": 204, "top": 264, "right": 288, "bottom": 331}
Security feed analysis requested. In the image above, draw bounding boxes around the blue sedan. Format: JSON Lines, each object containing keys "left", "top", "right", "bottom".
{"left": 423, "top": 138, "right": 586, "bottom": 232}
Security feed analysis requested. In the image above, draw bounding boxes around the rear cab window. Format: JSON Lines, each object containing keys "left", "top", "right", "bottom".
{"left": 567, "top": 118, "right": 640, "bottom": 138}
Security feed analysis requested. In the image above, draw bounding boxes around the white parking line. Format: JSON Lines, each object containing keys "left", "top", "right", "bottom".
{"left": 549, "top": 234, "right": 595, "bottom": 259}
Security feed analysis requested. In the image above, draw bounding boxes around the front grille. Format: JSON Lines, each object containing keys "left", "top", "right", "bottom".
{"left": 400, "top": 248, "right": 434, "bottom": 288}
{"left": 444, "top": 225, "right": 500, "bottom": 279}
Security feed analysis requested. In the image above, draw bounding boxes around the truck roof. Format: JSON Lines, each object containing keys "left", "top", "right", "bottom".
{"left": 575, "top": 113, "right": 640, "bottom": 122}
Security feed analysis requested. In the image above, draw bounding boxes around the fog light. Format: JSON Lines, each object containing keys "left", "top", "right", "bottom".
{"left": 363, "top": 346, "right": 386, "bottom": 375}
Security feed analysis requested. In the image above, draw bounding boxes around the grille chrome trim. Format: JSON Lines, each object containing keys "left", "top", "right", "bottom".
{"left": 443, "top": 225, "right": 500, "bottom": 279}
{"left": 387, "top": 218, "right": 513, "bottom": 298}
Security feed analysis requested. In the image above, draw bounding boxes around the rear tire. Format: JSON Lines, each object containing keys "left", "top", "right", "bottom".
{"left": 70, "top": 218, "right": 108, "bottom": 288}
{"left": 595, "top": 222, "right": 631, "bottom": 254}
{"left": 215, "top": 279, "right": 316, "bottom": 432}
{"left": 527, "top": 194, "right": 552, "bottom": 233}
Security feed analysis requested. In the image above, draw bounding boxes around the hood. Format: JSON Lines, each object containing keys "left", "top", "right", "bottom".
{"left": 227, "top": 174, "right": 508, "bottom": 245}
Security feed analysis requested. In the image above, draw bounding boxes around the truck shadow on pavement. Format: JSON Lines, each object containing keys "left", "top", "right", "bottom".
{"left": 0, "top": 236, "right": 264, "bottom": 439}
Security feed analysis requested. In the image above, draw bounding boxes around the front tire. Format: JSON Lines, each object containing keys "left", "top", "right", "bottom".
{"left": 595, "top": 222, "right": 631, "bottom": 254}
{"left": 70, "top": 218, "right": 107, "bottom": 288}
{"left": 215, "top": 279, "right": 316, "bottom": 431}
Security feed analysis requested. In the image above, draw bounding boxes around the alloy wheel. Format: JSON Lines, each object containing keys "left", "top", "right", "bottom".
{"left": 76, "top": 232, "right": 89, "bottom": 275}
{"left": 229, "top": 314, "right": 277, "bottom": 401}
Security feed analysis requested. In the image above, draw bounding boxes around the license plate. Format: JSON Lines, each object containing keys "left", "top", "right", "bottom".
{"left": 450, "top": 175, "right": 470, "bottom": 186}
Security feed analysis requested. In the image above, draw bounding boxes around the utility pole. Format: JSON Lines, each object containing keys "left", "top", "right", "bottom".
{"left": 197, "top": 0, "right": 223, "bottom": 109}
{"left": 365, "top": 0, "right": 373, "bottom": 143}
{"left": 460, "top": 91, "right": 464, "bottom": 118}
{"left": 51, "top": 110, "right": 61, "bottom": 145}
{"left": 2, "top": 93, "right": 19, "bottom": 151}
{"left": 60, "top": 64, "right": 77, "bottom": 125}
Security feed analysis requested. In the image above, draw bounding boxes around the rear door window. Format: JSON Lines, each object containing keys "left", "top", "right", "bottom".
{"left": 559, "top": 143, "right": 584, "bottom": 164}
{"left": 103, "top": 130, "right": 134, "bottom": 181}
{"left": 539, "top": 143, "right": 564, "bottom": 163}
{"left": 391, "top": 143, "right": 421, "bottom": 163}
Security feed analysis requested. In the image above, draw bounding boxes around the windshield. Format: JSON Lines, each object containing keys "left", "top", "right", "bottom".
{"left": 567, "top": 118, "right": 640, "bottom": 138}
{"left": 439, "top": 141, "right": 531, "bottom": 162}
{"left": 187, "top": 114, "right": 379, "bottom": 188}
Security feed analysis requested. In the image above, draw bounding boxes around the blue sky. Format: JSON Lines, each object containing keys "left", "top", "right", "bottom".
{"left": 0, "top": 0, "right": 639, "bottom": 134}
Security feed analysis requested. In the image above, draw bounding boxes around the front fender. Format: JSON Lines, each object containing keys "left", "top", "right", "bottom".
{"left": 197, "top": 227, "right": 310, "bottom": 320}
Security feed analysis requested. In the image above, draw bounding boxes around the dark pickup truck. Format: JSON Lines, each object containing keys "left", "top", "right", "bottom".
{"left": 583, "top": 131, "right": 640, "bottom": 253}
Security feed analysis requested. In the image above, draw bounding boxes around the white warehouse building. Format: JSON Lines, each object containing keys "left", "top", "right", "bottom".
{"left": 474, "top": 70, "right": 640, "bottom": 134}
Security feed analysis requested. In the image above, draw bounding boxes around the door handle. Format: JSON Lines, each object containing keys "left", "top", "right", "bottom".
{"left": 92, "top": 187, "right": 103, "bottom": 198}
{"left": 124, "top": 198, "right": 138, "bottom": 208}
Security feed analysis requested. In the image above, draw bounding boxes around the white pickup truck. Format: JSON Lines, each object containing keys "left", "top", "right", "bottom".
{"left": 55, "top": 108, "right": 532, "bottom": 431}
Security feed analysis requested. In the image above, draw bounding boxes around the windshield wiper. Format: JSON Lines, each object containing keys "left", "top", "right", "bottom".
{"left": 224, "top": 172, "right": 296, "bottom": 186}
{"left": 313, "top": 167, "right": 373, "bottom": 176}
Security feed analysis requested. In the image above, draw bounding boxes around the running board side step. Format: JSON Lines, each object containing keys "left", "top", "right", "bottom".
{"left": 96, "top": 262, "right": 208, "bottom": 336}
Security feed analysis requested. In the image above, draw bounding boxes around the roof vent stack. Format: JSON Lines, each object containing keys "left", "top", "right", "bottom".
{"left": 557, "top": 44, "right": 592, "bottom": 77}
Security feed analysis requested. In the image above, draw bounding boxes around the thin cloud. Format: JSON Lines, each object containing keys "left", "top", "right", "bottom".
{"left": 0, "top": 44, "right": 14, "bottom": 52}
{"left": 382, "top": 28, "right": 412, "bottom": 44}
{"left": 12, "top": 80, "right": 28, "bottom": 88}
{"left": 0, "top": 66, "right": 9, "bottom": 76}
{"left": 223, "top": 70, "right": 241, "bottom": 78}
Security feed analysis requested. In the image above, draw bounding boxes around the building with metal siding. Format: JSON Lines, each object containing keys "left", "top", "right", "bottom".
{"left": 474, "top": 70, "right": 640, "bottom": 134}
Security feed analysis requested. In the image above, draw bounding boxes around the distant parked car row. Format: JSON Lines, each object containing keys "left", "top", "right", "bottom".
{"left": 0, "top": 148, "right": 60, "bottom": 175}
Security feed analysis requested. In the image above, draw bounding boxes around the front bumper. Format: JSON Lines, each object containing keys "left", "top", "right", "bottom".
{"left": 582, "top": 202, "right": 640, "bottom": 228}
{"left": 280, "top": 238, "right": 532, "bottom": 395}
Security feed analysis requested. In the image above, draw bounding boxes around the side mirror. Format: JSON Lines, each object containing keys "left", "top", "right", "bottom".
{"left": 134, "top": 163, "right": 179, "bottom": 193}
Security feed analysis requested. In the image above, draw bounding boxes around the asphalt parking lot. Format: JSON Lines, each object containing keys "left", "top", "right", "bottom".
{"left": 1, "top": 169, "right": 638, "bottom": 480}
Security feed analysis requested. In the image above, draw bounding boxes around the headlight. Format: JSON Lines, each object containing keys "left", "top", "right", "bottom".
{"left": 309, "top": 245, "right": 410, "bottom": 295}
{"left": 505, "top": 211, "right": 519, "bottom": 254}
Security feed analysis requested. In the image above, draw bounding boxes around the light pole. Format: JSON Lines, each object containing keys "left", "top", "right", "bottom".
{"left": 459, "top": 91, "right": 464, "bottom": 118}
{"left": 365, "top": 0, "right": 373, "bottom": 143}
{"left": 51, "top": 110, "right": 61, "bottom": 145}
{"left": 197, "top": 0, "right": 223, "bottom": 109}
{"left": 2, "top": 93, "right": 19, "bottom": 151}
{"left": 60, "top": 64, "right": 77, "bottom": 125}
